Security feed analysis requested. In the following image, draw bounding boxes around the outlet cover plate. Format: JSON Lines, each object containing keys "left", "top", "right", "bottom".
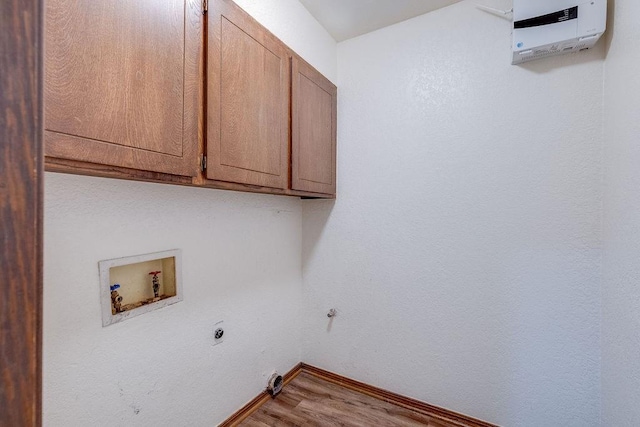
{"left": 212, "top": 320, "right": 225, "bottom": 346}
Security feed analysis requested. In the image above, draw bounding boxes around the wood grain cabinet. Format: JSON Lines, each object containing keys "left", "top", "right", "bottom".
{"left": 207, "top": 0, "right": 290, "bottom": 190}
{"left": 291, "top": 56, "right": 337, "bottom": 196}
{"left": 44, "top": 0, "right": 337, "bottom": 198}
{"left": 44, "top": 0, "right": 202, "bottom": 177}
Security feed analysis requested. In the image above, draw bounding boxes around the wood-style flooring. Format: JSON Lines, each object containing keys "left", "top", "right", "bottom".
{"left": 239, "top": 372, "right": 458, "bottom": 427}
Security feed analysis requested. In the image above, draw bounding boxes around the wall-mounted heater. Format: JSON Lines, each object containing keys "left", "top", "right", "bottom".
{"left": 512, "top": 0, "right": 607, "bottom": 65}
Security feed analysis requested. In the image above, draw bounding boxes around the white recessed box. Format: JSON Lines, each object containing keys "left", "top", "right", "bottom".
{"left": 99, "top": 249, "right": 183, "bottom": 326}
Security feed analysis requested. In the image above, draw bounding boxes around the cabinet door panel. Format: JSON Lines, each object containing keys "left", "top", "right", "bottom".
{"left": 291, "top": 57, "right": 337, "bottom": 195}
{"left": 208, "top": 0, "right": 289, "bottom": 189}
{"left": 45, "top": 0, "right": 201, "bottom": 176}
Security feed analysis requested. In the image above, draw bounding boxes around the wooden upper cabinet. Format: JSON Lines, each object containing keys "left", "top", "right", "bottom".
{"left": 44, "top": 0, "right": 336, "bottom": 198}
{"left": 44, "top": 0, "right": 202, "bottom": 177}
{"left": 207, "top": 0, "right": 290, "bottom": 189}
{"left": 291, "top": 56, "right": 337, "bottom": 196}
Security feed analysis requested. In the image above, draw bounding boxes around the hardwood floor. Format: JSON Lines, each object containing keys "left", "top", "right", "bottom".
{"left": 239, "top": 372, "right": 458, "bottom": 427}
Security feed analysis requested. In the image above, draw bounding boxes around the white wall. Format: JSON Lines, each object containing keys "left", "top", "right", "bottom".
{"left": 602, "top": 0, "right": 640, "bottom": 425}
{"left": 42, "top": 1, "right": 336, "bottom": 425}
{"left": 44, "top": 176, "right": 303, "bottom": 425}
{"left": 302, "top": 1, "right": 605, "bottom": 425}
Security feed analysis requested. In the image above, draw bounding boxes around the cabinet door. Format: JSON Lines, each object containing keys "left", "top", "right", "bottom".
{"left": 45, "top": 0, "right": 201, "bottom": 177}
{"left": 291, "top": 57, "right": 337, "bottom": 196}
{"left": 207, "top": 0, "right": 289, "bottom": 189}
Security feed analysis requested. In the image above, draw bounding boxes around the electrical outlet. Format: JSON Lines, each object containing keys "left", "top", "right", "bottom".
{"left": 212, "top": 320, "right": 225, "bottom": 346}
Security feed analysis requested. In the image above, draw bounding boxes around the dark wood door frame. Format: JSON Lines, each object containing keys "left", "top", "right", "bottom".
{"left": 1, "top": 0, "right": 44, "bottom": 425}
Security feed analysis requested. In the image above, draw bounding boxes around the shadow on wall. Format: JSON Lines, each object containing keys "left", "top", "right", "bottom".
{"left": 604, "top": 0, "right": 616, "bottom": 57}
{"left": 302, "top": 199, "right": 335, "bottom": 269}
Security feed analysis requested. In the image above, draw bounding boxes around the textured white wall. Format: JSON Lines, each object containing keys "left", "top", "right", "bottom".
{"left": 602, "top": 0, "right": 640, "bottom": 425}
{"left": 44, "top": 175, "right": 303, "bottom": 425}
{"left": 302, "top": 1, "right": 604, "bottom": 425}
{"left": 42, "top": 1, "right": 337, "bottom": 425}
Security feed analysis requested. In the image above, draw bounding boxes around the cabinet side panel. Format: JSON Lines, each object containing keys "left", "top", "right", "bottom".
{"left": 291, "top": 57, "right": 336, "bottom": 195}
{"left": 297, "top": 73, "right": 333, "bottom": 185}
